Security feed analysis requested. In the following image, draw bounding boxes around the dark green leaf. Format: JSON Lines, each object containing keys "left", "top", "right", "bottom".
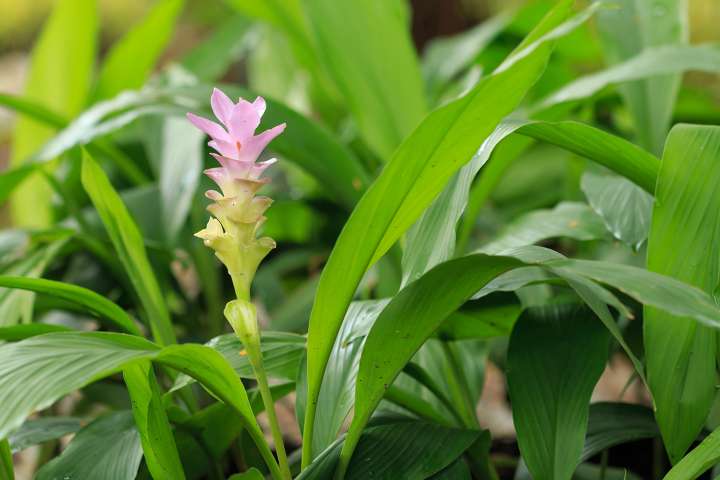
{"left": 644, "top": 124, "right": 720, "bottom": 463}
{"left": 507, "top": 305, "right": 609, "bottom": 480}
{"left": 298, "top": 420, "right": 480, "bottom": 480}
{"left": 8, "top": 417, "right": 83, "bottom": 453}
{"left": 582, "top": 402, "right": 658, "bottom": 462}
{"left": 35, "top": 412, "right": 142, "bottom": 480}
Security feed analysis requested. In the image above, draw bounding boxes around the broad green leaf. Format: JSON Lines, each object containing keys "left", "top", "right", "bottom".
{"left": 644, "top": 124, "right": 720, "bottom": 463}
{"left": 422, "top": 11, "right": 511, "bottom": 103}
{"left": 309, "top": 300, "right": 388, "bottom": 458}
{"left": 663, "top": 424, "right": 720, "bottom": 480}
{"left": 297, "top": 420, "right": 480, "bottom": 480}
{"left": 301, "top": 0, "right": 427, "bottom": 159}
{"left": 124, "top": 361, "right": 185, "bottom": 480}
{"left": 35, "top": 412, "right": 142, "bottom": 480}
{"left": 507, "top": 305, "right": 609, "bottom": 480}
{"left": 81, "top": 151, "right": 175, "bottom": 345}
{"left": 479, "top": 202, "right": 608, "bottom": 254}
{"left": 8, "top": 417, "right": 82, "bottom": 453}
{"left": 596, "top": 0, "right": 687, "bottom": 154}
{"left": 9, "top": 0, "right": 97, "bottom": 227}
{"left": 341, "top": 255, "right": 522, "bottom": 472}
{"left": 172, "top": 331, "right": 306, "bottom": 391}
{"left": 537, "top": 44, "right": 720, "bottom": 110}
{"left": 93, "top": 0, "right": 185, "bottom": 101}
{"left": 515, "top": 120, "right": 660, "bottom": 193}
{"left": 581, "top": 172, "right": 653, "bottom": 250}
{"left": 0, "top": 332, "right": 158, "bottom": 439}
{"left": 304, "top": 3, "right": 586, "bottom": 461}
{"left": 158, "top": 116, "right": 203, "bottom": 243}
{"left": 0, "top": 332, "right": 281, "bottom": 478}
{"left": 458, "top": 118, "right": 660, "bottom": 251}
{"left": 153, "top": 344, "right": 283, "bottom": 479}
{"left": 581, "top": 402, "right": 658, "bottom": 462}
{"left": 179, "top": 15, "right": 252, "bottom": 81}
{"left": 0, "top": 276, "right": 139, "bottom": 335}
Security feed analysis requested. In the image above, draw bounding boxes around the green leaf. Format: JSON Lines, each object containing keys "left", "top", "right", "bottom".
{"left": 341, "top": 255, "right": 521, "bottom": 472}
{"left": 644, "top": 124, "right": 720, "bottom": 463}
{"left": 304, "top": 3, "right": 587, "bottom": 461}
{"left": 478, "top": 201, "right": 608, "bottom": 254}
{"left": 81, "top": 151, "right": 175, "bottom": 345}
{"left": 507, "top": 305, "right": 609, "bottom": 480}
{"left": 301, "top": 0, "right": 427, "bottom": 159}
{"left": 153, "top": 344, "right": 283, "bottom": 479}
{"left": 93, "top": 0, "right": 185, "bottom": 101}
{"left": 0, "top": 240, "right": 67, "bottom": 326}
{"left": 0, "top": 332, "right": 282, "bottom": 479}
{"left": 0, "top": 324, "right": 72, "bottom": 342}
{"left": 157, "top": 116, "right": 203, "bottom": 244}
{"left": 9, "top": 0, "right": 97, "bottom": 227}
{"left": 228, "top": 468, "right": 265, "bottom": 480}
{"left": 0, "top": 439, "right": 12, "bottom": 480}
{"left": 179, "top": 15, "right": 252, "bottom": 81}
{"left": 0, "top": 332, "right": 158, "bottom": 439}
{"left": 35, "top": 411, "right": 143, "bottom": 480}
{"left": 297, "top": 420, "right": 480, "bottom": 480}
{"left": 515, "top": 120, "right": 660, "bottom": 193}
{"left": 427, "top": 458, "right": 471, "bottom": 480}
{"left": 123, "top": 361, "right": 185, "bottom": 480}
{"left": 8, "top": 417, "right": 83, "bottom": 453}
{"left": 596, "top": 0, "right": 687, "bottom": 154}
{"left": 582, "top": 402, "right": 658, "bottom": 462}
{"left": 171, "top": 331, "right": 306, "bottom": 391}
{"left": 401, "top": 153, "right": 485, "bottom": 286}
{"left": 0, "top": 276, "right": 139, "bottom": 335}
{"left": 663, "top": 424, "right": 720, "bottom": 480}
{"left": 422, "top": 12, "right": 511, "bottom": 103}
{"left": 309, "top": 300, "right": 388, "bottom": 458}
{"left": 581, "top": 172, "right": 653, "bottom": 250}
{"left": 537, "top": 44, "right": 720, "bottom": 111}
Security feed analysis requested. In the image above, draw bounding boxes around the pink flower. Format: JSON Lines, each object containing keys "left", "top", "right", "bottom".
{"left": 187, "top": 88, "right": 286, "bottom": 193}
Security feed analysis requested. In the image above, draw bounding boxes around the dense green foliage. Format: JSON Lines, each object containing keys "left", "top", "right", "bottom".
{"left": 1, "top": 0, "right": 720, "bottom": 479}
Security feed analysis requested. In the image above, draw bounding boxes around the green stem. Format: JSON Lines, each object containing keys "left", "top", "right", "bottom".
{"left": 301, "top": 398, "right": 317, "bottom": 469}
{"left": 441, "top": 342, "right": 480, "bottom": 428}
{"left": 225, "top": 298, "right": 291, "bottom": 480}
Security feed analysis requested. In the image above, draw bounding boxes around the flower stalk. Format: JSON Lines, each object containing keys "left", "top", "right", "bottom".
{"left": 188, "top": 88, "right": 290, "bottom": 479}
